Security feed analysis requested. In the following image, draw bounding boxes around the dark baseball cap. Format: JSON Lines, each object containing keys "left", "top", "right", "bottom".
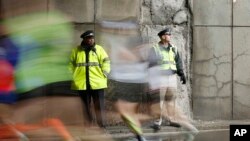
{"left": 158, "top": 28, "right": 171, "bottom": 36}
{"left": 80, "top": 30, "right": 94, "bottom": 38}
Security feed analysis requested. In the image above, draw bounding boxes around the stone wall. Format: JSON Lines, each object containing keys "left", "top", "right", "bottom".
{"left": 193, "top": 0, "right": 250, "bottom": 120}
{"left": 4, "top": 0, "right": 250, "bottom": 122}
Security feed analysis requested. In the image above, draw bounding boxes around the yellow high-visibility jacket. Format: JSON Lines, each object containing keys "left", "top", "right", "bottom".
{"left": 69, "top": 44, "right": 110, "bottom": 90}
{"left": 148, "top": 43, "right": 183, "bottom": 73}
{"left": 152, "top": 44, "right": 177, "bottom": 70}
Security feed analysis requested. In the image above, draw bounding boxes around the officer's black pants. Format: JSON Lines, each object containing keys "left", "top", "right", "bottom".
{"left": 78, "top": 89, "right": 105, "bottom": 127}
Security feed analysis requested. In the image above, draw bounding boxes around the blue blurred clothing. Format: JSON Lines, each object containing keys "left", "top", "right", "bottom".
{"left": 0, "top": 35, "right": 19, "bottom": 66}
{"left": 0, "top": 35, "right": 19, "bottom": 104}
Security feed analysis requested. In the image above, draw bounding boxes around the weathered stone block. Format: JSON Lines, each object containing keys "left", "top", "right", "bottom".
{"left": 51, "top": 0, "right": 94, "bottom": 23}
{"left": 193, "top": 97, "right": 231, "bottom": 120}
{"left": 151, "top": 0, "right": 185, "bottom": 24}
{"left": 193, "top": 27, "right": 232, "bottom": 120}
{"left": 173, "top": 10, "right": 188, "bottom": 24}
{"left": 193, "top": 0, "right": 232, "bottom": 25}
{"left": 1, "top": 0, "right": 47, "bottom": 18}
{"left": 141, "top": 5, "right": 153, "bottom": 24}
{"left": 96, "top": 0, "right": 139, "bottom": 21}
{"left": 233, "top": 27, "right": 250, "bottom": 119}
{"left": 233, "top": 0, "right": 250, "bottom": 26}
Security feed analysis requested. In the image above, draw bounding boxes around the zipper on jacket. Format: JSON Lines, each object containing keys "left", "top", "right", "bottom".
{"left": 85, "top": 49, "right": 91, "bottom": 90}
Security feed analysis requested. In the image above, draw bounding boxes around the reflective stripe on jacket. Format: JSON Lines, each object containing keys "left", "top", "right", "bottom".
{"left": 69, "top": 44, "right": 110, "bottom": 90}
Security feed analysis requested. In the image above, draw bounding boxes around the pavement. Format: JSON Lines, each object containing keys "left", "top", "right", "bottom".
{"left": 88, "top": 120, "right": 250, "bottom": 141}
{"left": 2, "top": 119, "right": 250, "bottom": 141}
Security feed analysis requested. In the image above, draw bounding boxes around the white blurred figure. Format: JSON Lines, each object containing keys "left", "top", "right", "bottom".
{"left": 100, "top": 21, "right": 150, "bottom": 141}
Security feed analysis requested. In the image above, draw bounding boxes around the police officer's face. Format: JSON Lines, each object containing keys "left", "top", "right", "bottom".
{"left": 160, "top": 34, "right": 171, "bottom": 42}
{"left": 84, "top": 36, "right": 95, "bottom": 46}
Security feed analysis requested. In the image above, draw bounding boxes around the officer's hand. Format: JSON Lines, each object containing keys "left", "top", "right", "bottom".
{"left": 177, "top": 70, "right": 186, "bottom": 84}
{"left": 180, "top": 74, "right": 186, "bottom": 84}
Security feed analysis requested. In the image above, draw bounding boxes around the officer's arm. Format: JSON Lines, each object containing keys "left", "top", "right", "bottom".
{"left": 175, "top": 50, "right": 186, "bottom": 84}
{"left": 175, "top": 51, "right": 184, "bottom": 74}
{"left": 175, "top": 51, "right": 186, "bottom": 80}
{"left": 100, "top": 48, "right": 111, "bottom": 77}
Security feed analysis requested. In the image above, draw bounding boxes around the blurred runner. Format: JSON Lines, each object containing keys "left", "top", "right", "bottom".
{"left": 1, "top": 1, "right": 75, "bottom": 140}
{"left": 0, "top": 19, "right": 29, "bottom": 141}
{"left": 0, "top": 118, "right": 74, "bottom": 141}
{"left": 5, "top": 10, "right": 74, "bottom": 95}
{"left": 101, "top": 21, "right": 150, "bottom": 141}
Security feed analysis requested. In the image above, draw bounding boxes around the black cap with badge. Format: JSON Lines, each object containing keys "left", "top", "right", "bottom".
{"left": 157, "top": 28, "right": 171, "bottom": 37}
{"left": 80, "top": 30, "right": 94, "bottom": 38}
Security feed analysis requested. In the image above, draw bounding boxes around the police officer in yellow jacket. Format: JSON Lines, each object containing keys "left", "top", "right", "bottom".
{"left": 69, "top": 30, "right": 110, "bottom": 127}
{"left": 148, "top": 28, "right": 186, "bottom": 131}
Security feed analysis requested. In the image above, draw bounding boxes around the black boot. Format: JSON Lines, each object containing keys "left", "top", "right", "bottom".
{"left": 168, "top": 120, "right": 181, "bottom": 128}
{"left": 150, "top": 123, "right": 161, "bottom": 132}
{"left": 136, "top": 135, "right": 147, "bottom": 141}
